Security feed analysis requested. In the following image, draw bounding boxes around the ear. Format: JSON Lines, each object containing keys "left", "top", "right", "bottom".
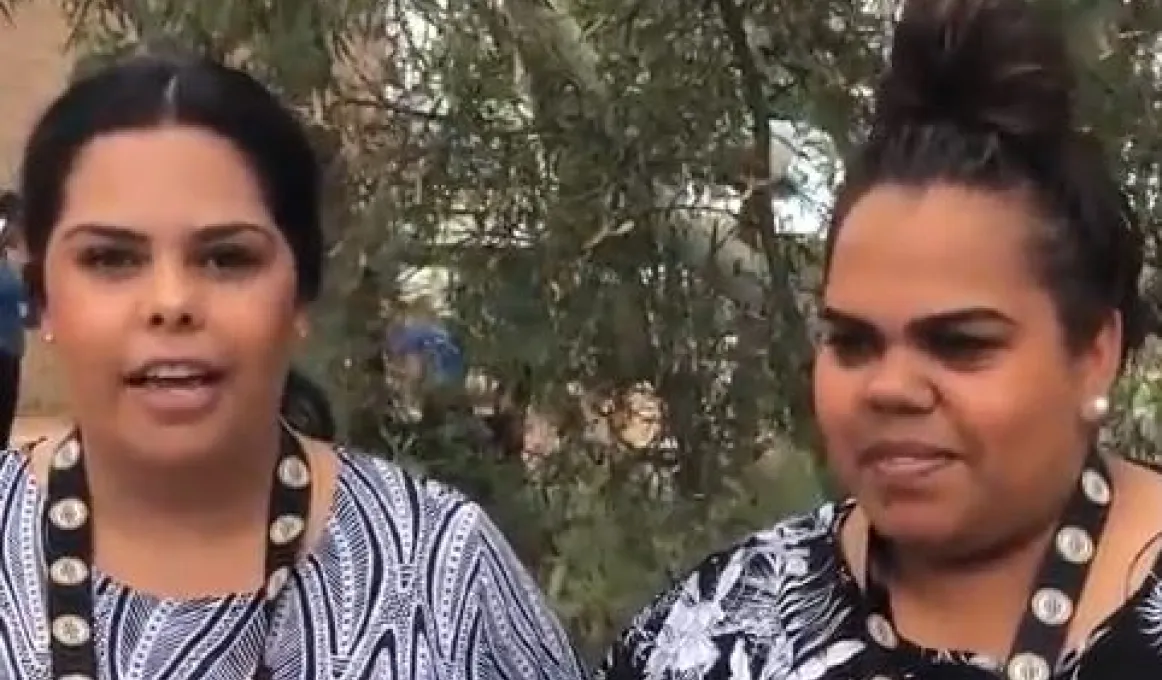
{"left": 1078, "top": 311, "right": 1122, "bottom": 400}
{"left": 36, "top": 308, "right": 53, "bottom": 342}
{"left": 293, "top": 310, "right": 309, "bottom": 342}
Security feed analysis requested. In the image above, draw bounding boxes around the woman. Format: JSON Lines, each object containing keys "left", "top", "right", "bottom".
{"left": 2, "top": 52, "right": 586, "bottom": 679}
{"left": 599, "top": 1, "right": 1162, "bottom": 678}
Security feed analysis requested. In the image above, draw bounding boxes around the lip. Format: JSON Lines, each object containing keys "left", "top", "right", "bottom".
{"left": 858, "top": 440, "right": 958, "bottom": 482}
{"left": 123, "top": 356, "right": 229, "bottom": 423}
{"left": 124, "top": 356, "right": 226, "bottom": 381}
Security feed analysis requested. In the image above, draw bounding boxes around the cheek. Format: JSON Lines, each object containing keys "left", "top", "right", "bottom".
{"left": 37, "top": 281, "right": 133, "bottom": 416}
{"left": 215, "top": 291, "right": 300, "bottom": 360}
{"left": 936, "top": 365, "right": 1079, "bottom": 472}
{"left": 42, "top": 264, "right": 127, "bottom": 362}
{"left": 812, "top": 357, "right": 860, "bottom": 462}
{"left": 215, "top": 267, "right": 302, "bottom": 373}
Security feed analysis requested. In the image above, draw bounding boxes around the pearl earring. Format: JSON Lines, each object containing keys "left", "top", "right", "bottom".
{"left": 41, "top": 331, "right": 53, "bottom": 343}
{"left": 1084, "top": 395, "right": 1110, "bottom": 422}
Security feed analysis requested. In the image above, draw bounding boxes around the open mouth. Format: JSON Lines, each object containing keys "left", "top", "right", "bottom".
{"left": 122, "top": 358, "right": 231, "bottom": 421}
{"left": 124, "top": 361, "right": 226, "bottom": 389}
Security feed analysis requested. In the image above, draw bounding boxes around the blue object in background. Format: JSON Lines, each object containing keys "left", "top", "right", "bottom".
{"left": 388, "top": 323, "right": 466, "bottom": 386}
{"left": 0, "top": 264, "right": 26, "bottom": 358}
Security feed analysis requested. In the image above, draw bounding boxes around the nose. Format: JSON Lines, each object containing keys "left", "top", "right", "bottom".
{"left": 862, "top": 347, "right": 935, "bottom": 414}
{"left": 143, "top": 259, "right": 205, "bottom": 333}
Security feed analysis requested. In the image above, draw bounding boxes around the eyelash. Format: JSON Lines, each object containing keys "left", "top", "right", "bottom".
{"left": 927, "top": 333, "right": 998, "bottom": 357}
{"left": 76, "top": 245, "right": 262, "bottom": 276}
{"left": 77, "top": 246, "right": 141, "bottom": 272}
{"left": 203, "top": 245, "right": 261, "bottom": 271}
{"left": 821, "top": 329, "right": 1002, "bottom": 368}
{"left": 821, "top": 331, "right": 880, "bottom": 364}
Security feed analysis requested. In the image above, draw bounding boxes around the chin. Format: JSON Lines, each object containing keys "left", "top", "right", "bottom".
{"left": 117, "top": 412, "right": 235, "bottom": 465}
{"left": 126, "top": 432, "right": 228, "bottom": 468}
{"left": 861, "top": 495, "right": 969, "bottom": 552}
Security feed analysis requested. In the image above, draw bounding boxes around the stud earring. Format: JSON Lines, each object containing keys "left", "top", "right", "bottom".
{"left": 1083, "top": 395, "right": 1110, "bottom": 423}
{"left": 41, "top": 331, "right": 53, "bottom": 344}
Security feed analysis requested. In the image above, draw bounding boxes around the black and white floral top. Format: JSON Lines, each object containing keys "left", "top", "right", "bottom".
{"left": 598, "top": 501, "right": 1162, "bottom": 679}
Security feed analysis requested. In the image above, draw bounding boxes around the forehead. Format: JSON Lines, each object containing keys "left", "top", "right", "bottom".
{"left": 57, "top": 125, "right": 272, "bottom": 238}
{"left": 824, "top": 184, "right": 1048, "bottom": 324}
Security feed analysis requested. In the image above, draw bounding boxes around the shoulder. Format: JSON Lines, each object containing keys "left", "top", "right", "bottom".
{"left": 0, "top": 445, "right": 40, "bottom": 495}
{"left": 598, "top": 502, "right": 851, "bottom": 679}
{"left": 328, "top": 447, "right": 517, "bottom": 570}
{"left": 634, "top": 502, "right": 842, "bottom": 628}
{"left": 0, "top": 449, "right": 44, "bottom": 587}
{"left": 336, "top": 446, "right": 481, "bottom": 513}
{"left": 334, "top": 446, "right": 485, "bottom": 526}
{"left": 325, "top": 447, "right": 586, "bottom": 677}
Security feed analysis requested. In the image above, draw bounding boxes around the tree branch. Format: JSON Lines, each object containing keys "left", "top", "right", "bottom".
{"left": 481, "top": 0, "right": 790, "bottom": 312}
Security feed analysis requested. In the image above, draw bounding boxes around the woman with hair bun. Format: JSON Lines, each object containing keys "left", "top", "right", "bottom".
{"left": 599, "top": 0, "right": 1162, "bottom": 678}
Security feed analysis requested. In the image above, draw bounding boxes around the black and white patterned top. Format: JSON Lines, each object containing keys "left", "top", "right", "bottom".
{"left": 598, "top": 501, "right": 1162, "bottom": 680}
{"left": 0, "top": 447, "right": 587, "bottom": 679}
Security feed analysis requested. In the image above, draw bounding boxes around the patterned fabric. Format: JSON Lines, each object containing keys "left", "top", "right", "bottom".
{"left": 598, "top": 501, "right": 1162, "bottom": 680}
{"left": 0, "top": 447, "right": 587, "bottom": 679}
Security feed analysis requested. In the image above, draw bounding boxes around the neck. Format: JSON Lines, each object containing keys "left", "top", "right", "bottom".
{"left": 884, "top": 466, "right": 1087, "bottom": 628}
{"left": 891, "top": 449, "right": 1095, "bottom": 600}
{"left": 75, "top": 422, "right": 281, "bottom": 543}
{"left": 888, "top": 521, "right": 1055, "bottom": 608}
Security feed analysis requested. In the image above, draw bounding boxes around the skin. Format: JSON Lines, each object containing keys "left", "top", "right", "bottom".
{"left": 816, "top": 183, "right": 1162, "bottom": 657}
{"left": 29, "top": 125, "right": 336, "bottom": 598}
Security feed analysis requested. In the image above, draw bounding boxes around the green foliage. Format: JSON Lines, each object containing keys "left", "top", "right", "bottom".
{"left": 25, "top": 0, "right": 1162, "bottom": 663}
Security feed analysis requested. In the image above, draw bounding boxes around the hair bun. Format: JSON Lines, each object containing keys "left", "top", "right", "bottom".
{"left": 874, "top": 0, "right": 1075, "bottom": 145}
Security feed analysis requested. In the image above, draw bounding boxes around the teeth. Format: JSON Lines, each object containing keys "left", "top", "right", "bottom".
{"left": 143, "top": 364, "right": 206, "bottom": 380}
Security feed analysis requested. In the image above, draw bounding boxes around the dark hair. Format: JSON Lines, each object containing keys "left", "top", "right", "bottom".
{"left": 18, "top": 50, "right": 323, "bottom": 305}
{"left": 281, "top": 369, "right": 337, "bottom": 440}
{"left": 826, "top": 0, "right": 1145, "bottom": 366}
{"left": 0, "top": 191, "right": 17, "bottom": 221}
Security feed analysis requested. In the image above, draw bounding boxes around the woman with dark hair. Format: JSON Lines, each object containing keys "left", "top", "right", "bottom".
{"left": 3, "top": 51, "right": 585, "bottom": 679}
{"left": 600, "top": 1, "right": 1162, "bottom": 678}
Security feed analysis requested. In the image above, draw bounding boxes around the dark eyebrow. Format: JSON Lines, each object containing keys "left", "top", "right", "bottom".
{"left": 911, "top": 308, "right": 1016, "bottom": 329}
{"left": 192, "top": 222, "right": 273, "bottom": 244}
{"left": 60, "top": 223, "right": 146, "bottom": 244}
{"left": 820, "top": 306, "right": 1017, "bottom": 332}
{"left": 819, "top": 307, "right": 871, "bottom": 328}
{"left": 60, "top": 222, "right": 271, "bottom": 245}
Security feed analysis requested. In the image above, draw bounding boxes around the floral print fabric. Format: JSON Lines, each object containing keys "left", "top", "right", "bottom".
{"left": 598, "top": 501, "right": 1162, "bottom": 680}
